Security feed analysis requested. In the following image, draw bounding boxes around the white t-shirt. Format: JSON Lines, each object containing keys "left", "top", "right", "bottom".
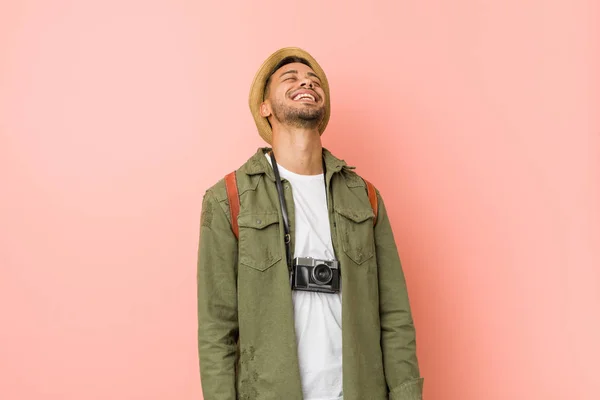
{"left": 266, "top": 154, "right": 343, "bottom": 400}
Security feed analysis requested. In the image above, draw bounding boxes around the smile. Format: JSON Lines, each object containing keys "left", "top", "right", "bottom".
{"left": 292, "top": 93, "right": 316, "bottom": 102}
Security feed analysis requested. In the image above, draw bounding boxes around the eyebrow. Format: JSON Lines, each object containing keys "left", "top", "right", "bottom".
{"left": 279, "top": 69, "right": 321, "bottom": 82}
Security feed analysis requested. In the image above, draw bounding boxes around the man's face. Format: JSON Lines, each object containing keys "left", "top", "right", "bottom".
{"left": 261, "top": 62, "right": 326, "bottom": 130}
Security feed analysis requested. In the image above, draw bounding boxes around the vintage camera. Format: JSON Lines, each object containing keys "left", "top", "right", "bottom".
{"left": 291, "top": 257, "right": 340, "bottom": 293}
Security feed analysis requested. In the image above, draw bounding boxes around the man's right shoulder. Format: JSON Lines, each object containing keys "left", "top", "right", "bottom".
{"left": 202, "top": 148, "right": 266, "bottom": 204}
{"left": 203, "top": 178, "right": 228, "bottom": 203}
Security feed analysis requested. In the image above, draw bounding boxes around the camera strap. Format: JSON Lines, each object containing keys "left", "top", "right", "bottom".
{"left": 269, "top": 151, "right": 327, "bottom": 276}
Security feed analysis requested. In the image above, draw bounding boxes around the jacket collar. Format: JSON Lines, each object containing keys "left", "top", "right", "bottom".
{"left": 240, "top": 147, "right": 352, "bottom": 182}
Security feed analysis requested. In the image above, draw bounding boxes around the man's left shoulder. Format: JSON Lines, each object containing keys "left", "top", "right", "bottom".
{"left": 339, "top": 164, "right": 381, "bottom": 196}
{"left": 325, "top": 148, "right": 376, "bottom": 191}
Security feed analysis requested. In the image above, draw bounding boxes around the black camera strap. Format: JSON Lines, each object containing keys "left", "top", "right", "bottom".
{"left": 269, "top": 150, "right": 327, "bottom": 276}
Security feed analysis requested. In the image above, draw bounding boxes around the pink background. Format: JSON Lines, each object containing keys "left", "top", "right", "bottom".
{"left": 1, "top": 1, "right": 599, "bottom": 399}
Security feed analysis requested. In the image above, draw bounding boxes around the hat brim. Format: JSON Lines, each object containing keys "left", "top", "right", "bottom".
{"left": 249, "top": 47, "right": 331, "bottom": 144}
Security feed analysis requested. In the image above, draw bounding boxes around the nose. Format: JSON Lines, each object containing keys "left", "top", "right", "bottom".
{"left": 300, "top": 78, "right": 314, "bottom": 88}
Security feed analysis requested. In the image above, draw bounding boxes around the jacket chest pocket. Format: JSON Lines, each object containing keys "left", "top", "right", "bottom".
{"left": 335, "top": 206, "right": 375, "bottom": 265}
{"left": 238, "top": 212, "right": 282, "bottom": 271}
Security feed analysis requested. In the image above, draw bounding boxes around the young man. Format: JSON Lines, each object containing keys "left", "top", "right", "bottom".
{"left": 197, "top": 47, "right": 423, "bottom": 400}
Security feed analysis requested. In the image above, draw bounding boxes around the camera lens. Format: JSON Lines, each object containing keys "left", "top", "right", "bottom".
{"left": 312, "top": 263, "right": 333, "bottom": 285}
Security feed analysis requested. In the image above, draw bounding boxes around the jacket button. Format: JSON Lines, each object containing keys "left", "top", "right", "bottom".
{"left": 256, "top": 219, "right": 262, "bottom": 225}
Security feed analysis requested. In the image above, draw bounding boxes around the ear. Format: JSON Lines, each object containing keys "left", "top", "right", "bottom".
{"left": 260, "top": 102, "right": 271, "bottom": 118}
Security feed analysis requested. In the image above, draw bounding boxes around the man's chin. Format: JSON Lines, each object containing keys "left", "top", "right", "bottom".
{"left": 295, "top": 119, "right": 323, "bottom": 130}
{"left": 297, "top": 108, "right": 325, "bottom": 122}
{"left": 272, "top": 103, "right": 325, "bottom": 129}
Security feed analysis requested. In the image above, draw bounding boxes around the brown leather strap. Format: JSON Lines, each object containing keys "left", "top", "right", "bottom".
{"left": 224, "top": 171, "right": 240, "bottom": 239}
{"left": 364, "top": 179, "right": 378, "bottom": 226}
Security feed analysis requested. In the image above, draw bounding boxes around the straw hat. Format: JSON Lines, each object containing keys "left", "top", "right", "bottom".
{"left": 248, "top": 47, "right": 331, "bottom": 144}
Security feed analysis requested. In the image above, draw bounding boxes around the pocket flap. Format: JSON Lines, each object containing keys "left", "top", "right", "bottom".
{"left": 334, "top": 206, "right": 374, "bottom": 223}
{"left": 238, "top": 212, "right": 279, "bottom": 230}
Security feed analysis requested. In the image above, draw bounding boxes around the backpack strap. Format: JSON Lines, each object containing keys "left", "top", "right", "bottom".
{"left": 363, "top": 178, "right": 378, "bottom": 226}
{"left": 224, "top": 171, "right": 240, "bottom": 239}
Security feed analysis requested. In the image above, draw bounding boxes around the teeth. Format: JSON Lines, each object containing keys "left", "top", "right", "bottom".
{"left": 293, "top": 93, "right": 315, "bottom": 101}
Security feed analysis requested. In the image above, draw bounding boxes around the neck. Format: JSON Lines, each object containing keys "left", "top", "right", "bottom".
{"left": 270, "top": 125, "right": 323, "bottom": 175}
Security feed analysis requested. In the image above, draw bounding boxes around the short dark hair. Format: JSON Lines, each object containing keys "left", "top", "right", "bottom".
{"left": 264, "top": 56, "right": 313, "bottom": 98}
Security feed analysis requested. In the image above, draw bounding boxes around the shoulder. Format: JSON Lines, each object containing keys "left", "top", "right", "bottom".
{"left": 338, "top": 164, "right": 381, "bottom": 199}
{"left": 204, "top": 178, "right": 227, "bottom": 202}
{"left": 324, "top": 147, "right": 378, "bottom": 193}
{"left": 340, "top": 166, "right": 368, "bottom": 188}
{"left": 204, "top": 148, "right": 264, "bottom": 196}
{"left": 201, "top": 149, "right": 265, "bottom": 218}
{"left": 334, "top": 162, "right": 383, "bottom": 215}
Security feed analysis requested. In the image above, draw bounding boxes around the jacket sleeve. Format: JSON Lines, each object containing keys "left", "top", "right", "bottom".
{"left": 197, "top": 188, "right": 239, "bottom": 400}
{"left": 374, "top": 190, "right": 424, "bottom": 400}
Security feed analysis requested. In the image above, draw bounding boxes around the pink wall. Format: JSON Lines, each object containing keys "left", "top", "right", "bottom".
{"left": 1, "top": 1, "right": 598, "bottom": 399}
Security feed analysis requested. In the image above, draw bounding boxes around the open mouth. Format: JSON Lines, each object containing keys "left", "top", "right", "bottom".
{"left": 292, "top": 92, "right": 317, "bottom": 102}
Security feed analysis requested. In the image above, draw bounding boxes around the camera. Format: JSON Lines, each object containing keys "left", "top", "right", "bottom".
{"left": 291, "top": 257, "right": 340, "bottom": 293}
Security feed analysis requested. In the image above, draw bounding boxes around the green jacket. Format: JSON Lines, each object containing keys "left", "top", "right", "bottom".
{"left": 197, "top": 147, "right": 423, "bottom": 400}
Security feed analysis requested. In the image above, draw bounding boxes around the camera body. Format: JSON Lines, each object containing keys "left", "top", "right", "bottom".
{"left": 291, "top": 257, "right": 340, "bottom": 293}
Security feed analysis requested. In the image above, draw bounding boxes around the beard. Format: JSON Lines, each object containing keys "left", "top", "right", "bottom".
{"left": 271, "top": 99, "right": 325, "bottom": 130}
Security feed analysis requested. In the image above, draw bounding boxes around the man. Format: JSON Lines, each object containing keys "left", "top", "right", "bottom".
{"left": 197, "top": 47, "right": 423, "bottom": 400}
